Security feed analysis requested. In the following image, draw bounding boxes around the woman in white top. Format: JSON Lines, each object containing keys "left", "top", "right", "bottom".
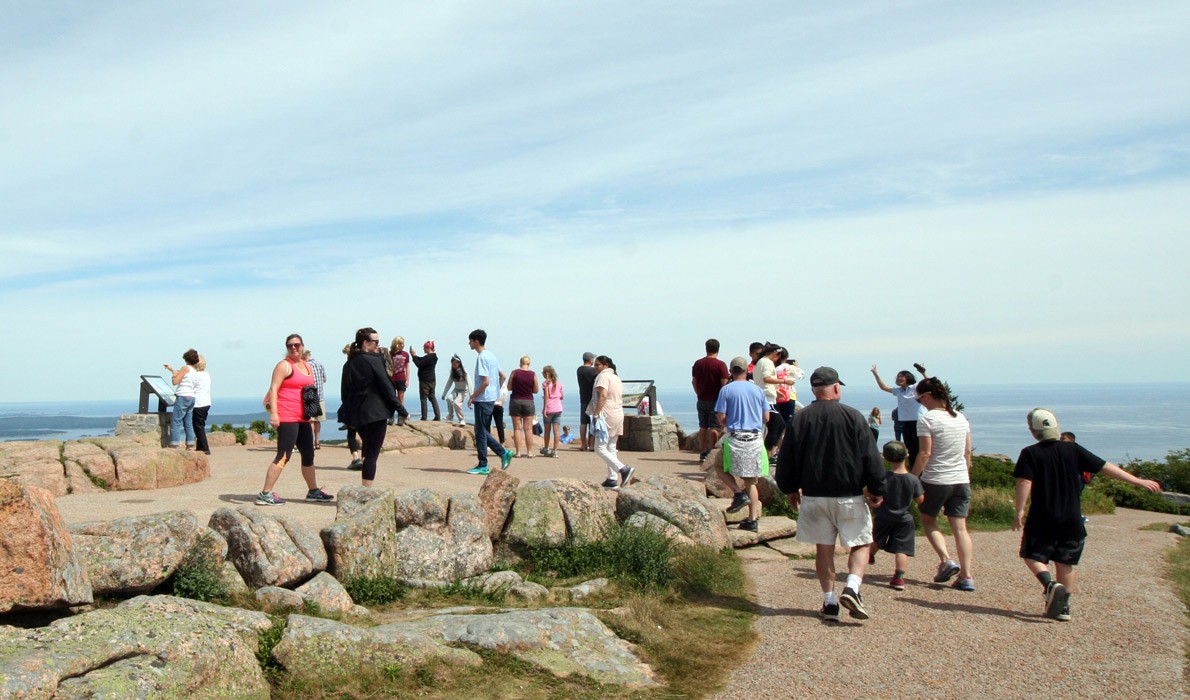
{"left": 912, "top": 377, "right": 975, "bottom": 591}
{"left": 192, "top": 355, "right": 212, "bottom": 454}
{"left": 589, "top": 355, "right": 634, "bottom": 489}
{"left": 871, "top": 364, "right": 929, "bottom": 465}
{"left": 164, "top": 349, "right": 200, "bottom": 449}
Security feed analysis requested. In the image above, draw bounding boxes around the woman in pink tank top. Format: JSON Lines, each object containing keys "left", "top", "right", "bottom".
{"left": 255, "top": 334, "right": 333, "bottom": 506}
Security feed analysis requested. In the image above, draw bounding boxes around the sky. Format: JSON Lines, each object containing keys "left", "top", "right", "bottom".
{"left": 1, "top": 0, "right": 1188, "bottom": 404}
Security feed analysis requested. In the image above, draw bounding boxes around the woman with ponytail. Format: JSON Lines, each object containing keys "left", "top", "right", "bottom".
{"left": 912, "top": 376, "right": 975, "bottom": 592}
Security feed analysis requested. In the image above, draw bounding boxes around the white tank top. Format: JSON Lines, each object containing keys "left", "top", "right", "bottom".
{"left": 175, "top": 367, "right": 198, "bottom": 397}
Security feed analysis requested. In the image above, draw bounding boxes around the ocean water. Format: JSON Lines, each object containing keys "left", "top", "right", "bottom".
{"left": 2, "top": 383, "right": 1187, "bottom": 464}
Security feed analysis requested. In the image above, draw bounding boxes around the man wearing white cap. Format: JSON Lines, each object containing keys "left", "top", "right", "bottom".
{"left": 1013, "top": 408, "right": 1160, "bottom": 621}
{"left": 776, "top": 366, "right": 885, "bottom": 622}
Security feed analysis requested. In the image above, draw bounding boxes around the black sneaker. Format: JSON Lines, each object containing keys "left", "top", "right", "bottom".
{"left": 305, "top": 488, "right": 334, "bottom": 502}
{"left": 820, "top": 602, "right": 840, "bottom": 621}
{"left": 1055, "top": 596, "right": 1072, "bottom": 622}
{"left": 619, "top": 466, "right": 635, "bottom": 488}
{"left": 600, "top": 478, "right": 621, "bottom": 489}
{"left": 738, "top": 518, "right": 759, "bottom": 532}
{"left": 1045, "top": 582, "right": 1070, "bottom": 620}
{"left": 699, "top": 451, "right": 709, "bottom": 461}
{"left": 726, "top": 491, "right": 751, "bottom": 514}
{"left": 839, "top": 587, "right": 869, "bottom": 620}
{"left": 348, "top": 459, "right": 363, "bottom": 471}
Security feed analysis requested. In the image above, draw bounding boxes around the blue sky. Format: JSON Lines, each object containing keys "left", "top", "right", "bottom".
{"left": 1, "top": 1, "right": 1188, "bottom": 404}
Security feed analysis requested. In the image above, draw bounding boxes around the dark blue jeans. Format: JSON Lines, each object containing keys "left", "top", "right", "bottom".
{"left": 473, "top": 401, "right": 506, "bottom": 467}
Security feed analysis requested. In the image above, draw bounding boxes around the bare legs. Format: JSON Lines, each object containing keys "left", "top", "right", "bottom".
{"left": 921, "top": 513, "right": 974, "bottom": 579}
{"left": 512, "top": 415, "right": 531, "bottom": 456}
{"left": 815, "top": 544, "right": 870, "bottom": 593}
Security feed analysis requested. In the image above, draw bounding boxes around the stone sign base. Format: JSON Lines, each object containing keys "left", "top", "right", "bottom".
{"left": 619, "top": 415, "right": 680, "bottom": 452}
{"left": 116, "top": 413, "right": 169, "bottom": 447}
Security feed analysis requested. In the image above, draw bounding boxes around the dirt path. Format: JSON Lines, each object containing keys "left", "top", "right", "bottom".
{"left": 713, "top": 508, "right": 1187, "bottom": 699}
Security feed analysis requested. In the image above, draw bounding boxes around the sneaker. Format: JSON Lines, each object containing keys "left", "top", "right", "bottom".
{"left": 347, "top": 459, "right": 363, "bottom": 471}
{"left": 952, "top": 577, "right": 976, "bottom": 591}
{"left": 255, "top": 491, "right": 285, "bottom": 506}
{"left": 889, "top": 576, "right": 906, "bottom": 591}
{"left": 538, "top": 447, "right": 549, "bottom": 456}
{"left": 619, "top": 466, "right": 635, "bottom": 488}
{"left": 1045, "top": 582, "right": 1070, "bottom": 619}
{"left": 600, "top": 478, "right": 621, "bottom": 489}
{"left": 500, "top": 451, "right": 514, "bottom": 471}
{"left": 934, "top": 560, "right": 961, "bottom": 583}
{"left": 699, "top": 451, "right": 709, "bottom": 461}
{"left": 820, "top": 602, "right": 840, "bottom": 621}
{"left": 738, "top": 518, "right": 759, "bottom": 532}
{"left": 1054, "top": 597, "right": 1072, "bottom": 622}
{"left": 467, "top": 465, "right": 490, "bottom": 475}
{"left": 726, "top": 492, "right": 751, "bottom": 514}
{"left": 305, "top": 488, "right": 334, "bottom": 502}
{"left": 839, "top": 587, "right": 869, "bottom": 620}
{"left": 548, "top": 449, "right": 557, "bottom": 457}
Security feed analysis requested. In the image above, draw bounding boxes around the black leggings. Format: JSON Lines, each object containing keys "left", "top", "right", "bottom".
{"left": 493, "top": 405, "right": 506, "bottom": 443}
{"left": 193, "top": 405, "right": 210, "bottom": 452}
{"left": 274, "top": 422, "right": 315, "bottom": 468}
{"left": 897, "top": 420, "right": 920, "bottom": 467}
{"left": 764, "top": 409, "right": 786, "bottom": 452}
{"left": 357, "top": 420, "right": 388, "bottom": 481}
{"left": 346, "top": 428, "right": 360, "bottom": 453}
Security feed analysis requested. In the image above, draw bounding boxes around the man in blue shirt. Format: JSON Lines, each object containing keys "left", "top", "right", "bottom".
{"left": 714, "top": 356, "right": 770, "bottom": 532}
{"left": 465, "top": 329, "right": 512, "bottom": 475}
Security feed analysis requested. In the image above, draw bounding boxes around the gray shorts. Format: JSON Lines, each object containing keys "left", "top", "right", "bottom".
{"left": 920, "top": 482, "right": 972, "bottom": 518}
{"left": 697, "top": 400, "right": 721, "bottom": 429}
{"left": 543, "top": 411, "right": 562, "bottom": 425}
{"left": 873, "top": 516, "right": 916, "bottom": 556}
{"left": 509, "top": 399, "right": 535, "bottom": 417}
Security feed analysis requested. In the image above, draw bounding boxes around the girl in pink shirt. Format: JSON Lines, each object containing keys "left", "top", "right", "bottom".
{"left": 540, "top": 365, "right": 564, "bottom": 457}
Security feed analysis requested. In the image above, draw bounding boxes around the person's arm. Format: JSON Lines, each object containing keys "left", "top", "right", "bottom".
{"left": 532, "top": 373, "right": 539, "bottom": 394}
{"left": 591, "top": 385, "right": 607, "bottom": 417}
{"left": 870, "top": 365, "right": 893, "bottom": 393}
{"left": 470, "top": 375, "right": 489, "bottom": 406}
{"left": 266, "top": 361, "right": 290, "bottom": 427}
{"left": 914, "top": 362, "right": 931, "bottom": 379}
{"left": 716, "top": 412, "right": 727, "bottom": 428}
{"left": 964, "top": 431, "right": 973, "bottom": 472}
{"left": 1013, "top": 478, "right": 1032, "bottom": 531}
{"left": 912, "top": 433, "right": 932, "bottom": 477}
{"left": 1099, "top": 463, "right": 1161, "bottom": 492}
{"left": 167, "top": 364, "right": 190, "bottom": 385}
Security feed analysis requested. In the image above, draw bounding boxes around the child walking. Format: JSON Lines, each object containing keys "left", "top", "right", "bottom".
{"left": 868, "top": 441, "right": 924, "bottom": 590}
{"left": 1013, "top": 408, "right": 1161, "bottom": 621}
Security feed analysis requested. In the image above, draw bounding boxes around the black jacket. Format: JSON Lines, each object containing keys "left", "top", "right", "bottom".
{"left": 411, "top": 352, "right": 438, "bottom": 384}
{"left": 340, "top": 351, "right": 400, "bottom": 428}
{"left": 775, "top": 399, "right": 885, "bottom": 498}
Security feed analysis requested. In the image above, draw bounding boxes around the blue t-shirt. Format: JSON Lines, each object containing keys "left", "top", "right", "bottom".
{"left": 892, "top": 385, "right": 925, "bottom": 421}
{"left": 714, "top": 380, "right": 768, "bottom": 432}
{"left": 473, "top": 350, "right": 501, "bottom": 402}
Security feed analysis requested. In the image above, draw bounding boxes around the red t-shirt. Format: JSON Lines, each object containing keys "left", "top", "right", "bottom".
{"left": 691, "top": 356, "right": 729, "bottom": 402}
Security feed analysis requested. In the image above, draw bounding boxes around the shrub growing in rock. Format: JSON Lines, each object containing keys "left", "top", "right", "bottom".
{"left": 343, "top": 575, "right": 407, "bottom": 606}
{"left": 521, "top": 521, "right": 675, "bottom": 591}
{"left": 1091, "top": 479, "right": 1190, "bottom": 515}
{"left": 170, "top": 544, "right": 229, "bottom": 604}
{"left": 671, "top": 545, "right": 742, "bottom": 598}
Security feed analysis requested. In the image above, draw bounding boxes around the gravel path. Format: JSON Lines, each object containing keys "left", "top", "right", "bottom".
{"left": 713, "top": 508, "right": 1187, "bottom": 699}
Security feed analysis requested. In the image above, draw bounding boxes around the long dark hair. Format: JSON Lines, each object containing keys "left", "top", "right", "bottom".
{"left": 450, "top": 354, "right": 467, "bottom": 382}
{"left": 916, "top": 377, "right": 955, "bottom": 417}
{"left": 353, "top": 327, "right": 377, "bottom": 352}
{"left": 595, "top": 355, "right": 617, "bottom": 374}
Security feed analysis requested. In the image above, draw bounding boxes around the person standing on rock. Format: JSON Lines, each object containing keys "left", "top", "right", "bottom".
{"left": 466, "top": 329, "right": 512, "bottom": 475}
{"left": 691, "top": 338, "right": 729, "bottom": 463}
{"left": 257, "top": 334, "right": 333, "bottom": 505}
{"left": 576, "top": 352, "right": 597, "bottom": 452}
{"left": 340, "top": 328, "right": 402, "bottom": 487}
{"left": 590, "top": 355, "right": 634, "bottom": 489}
{"left": 164, "top": 349, "right": 200, "bottom": 449}
{"left": 1012, "top": 408, "right": 1160, "bottom": 621}
{"left": 409, "top": 340, "right": 441, "bottom": 421}
{"left": 776, "top": 367, "right": 885, "bottom": 621}
{"left": 714, "top": 356, "right": 770, "bottom": 533}
{"left": 302, "top": 349, "right": 327, "bottom": 449}
{"left": 191, "top": 355, "right": 212, "bottom": 455}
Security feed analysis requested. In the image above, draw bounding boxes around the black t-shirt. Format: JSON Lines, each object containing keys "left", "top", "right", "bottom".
{"left": 875, "top": 471, "right": 923, "bottom": 522}
{"left": 1014, "top": 440, "right": 1106, "bottom": 525}
{"left": 577, "top": 365, "right": 597, "bottom": 403}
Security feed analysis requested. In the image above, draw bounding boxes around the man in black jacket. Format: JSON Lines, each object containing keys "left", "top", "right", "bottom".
{"left": 776, "top": 366, "right": 885, "bottom": 622}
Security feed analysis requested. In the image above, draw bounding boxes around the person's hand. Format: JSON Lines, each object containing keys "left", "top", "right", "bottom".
{"left": 870, "top": 364, "right": 878, "bottom": 374}
{"left": 1012, "top": 511, "right": 1025, "bottom": 531}
{"left": 866, "top": 494, "right": 883, "bottom": 509}
{"left": 269, "top": 412, "right": 280, "bottom": 429}
{"left": 1137, "top": 479, "right": 1162, "bottom": 493}
{"left": 786, "top": 491, "right": 802, "bottom": 510}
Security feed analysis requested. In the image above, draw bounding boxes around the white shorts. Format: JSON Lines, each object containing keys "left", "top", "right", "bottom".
{"left": 795, "top": 495, "right": 873, "bottom": 548}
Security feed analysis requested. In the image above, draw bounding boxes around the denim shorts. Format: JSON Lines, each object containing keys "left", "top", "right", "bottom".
{"left": 543, "top": 411, "right": 562, "bottom": 425}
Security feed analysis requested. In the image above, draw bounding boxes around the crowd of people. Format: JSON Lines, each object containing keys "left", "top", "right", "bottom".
{"left": 162, "top": 334, "right": 1164, "bottom": 624}
{"left": 694, "top": 338, "right": 1163, "bottom": 624}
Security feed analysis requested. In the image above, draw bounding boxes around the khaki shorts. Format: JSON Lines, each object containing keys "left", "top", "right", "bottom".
{"left": 796, "top": 495, "right": 874, "bottom": 548}
{"left": 310, "top": 401, "right": 327, "bottom": 422}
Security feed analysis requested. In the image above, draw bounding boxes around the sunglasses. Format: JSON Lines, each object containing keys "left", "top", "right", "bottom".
{"left": 286, "top": 342, "right": 303, "bottom": 348}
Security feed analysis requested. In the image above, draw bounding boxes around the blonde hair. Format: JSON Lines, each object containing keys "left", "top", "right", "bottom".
{"left": 542, "top": 365, "right": 557, "bottom": 381}
{"left": 869, "top": 407, "right": 881, "bottom": 419}
{"left": 390, "top": 336, "right": 405, "bottom": 353}
{"left": 520, "top": 355, "right": 531, "bottom": 367}
{"left": 196, "top": 355, "right": 207, "bottom": 371}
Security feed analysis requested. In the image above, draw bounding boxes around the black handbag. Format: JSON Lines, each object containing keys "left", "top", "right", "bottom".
{"left": 301, "top": 385, "right": 322, "bottom": 420}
